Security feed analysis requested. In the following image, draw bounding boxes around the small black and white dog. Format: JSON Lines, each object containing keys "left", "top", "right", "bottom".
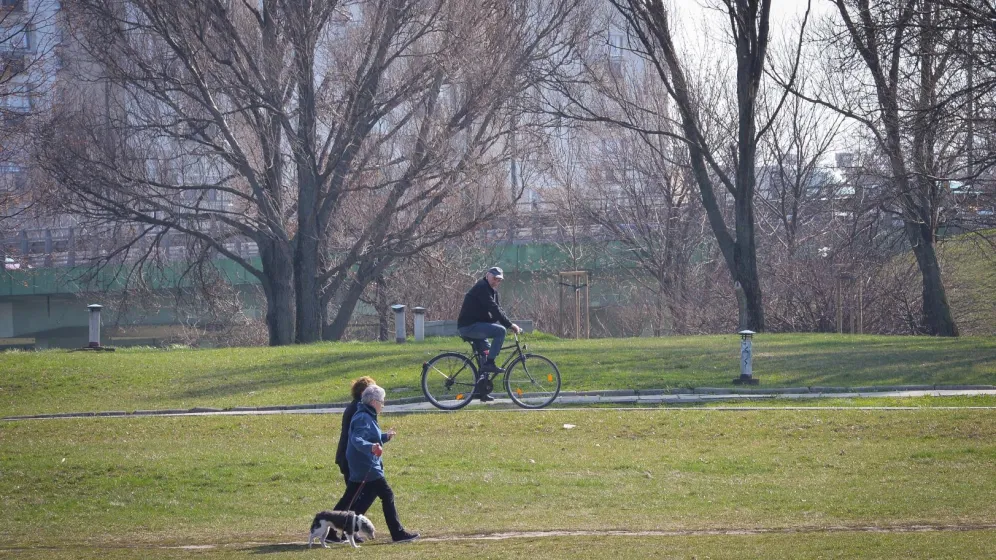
{"left": 308, "top": 510, "right": 376, "bottom": 548}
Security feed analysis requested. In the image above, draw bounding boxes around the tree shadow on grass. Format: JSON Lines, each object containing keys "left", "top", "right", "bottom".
{"left": 171, "top": 350, "right": 421, "bottom": 402}
{"left": 768, "top": 346, "right": 996, "bottom": 387}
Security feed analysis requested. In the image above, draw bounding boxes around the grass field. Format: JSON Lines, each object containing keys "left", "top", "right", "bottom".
{"left": 2, "top": 333, "right": 995, "bottom": 417}
{"left": 941, "top": 230, "right": 996, "bottom": 336}
{"left": 3, "top": 335, "right": 996, "bottom": 558}
{"left": 2, "top": 409, "right": 995, "bottom": 558}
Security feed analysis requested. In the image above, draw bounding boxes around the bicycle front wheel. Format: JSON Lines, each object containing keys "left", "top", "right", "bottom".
{"left": 504, "top": 353, "right": 561, "bottom": 409}
{"left": 421, "top": 352, "right": 477, "bottom": 410}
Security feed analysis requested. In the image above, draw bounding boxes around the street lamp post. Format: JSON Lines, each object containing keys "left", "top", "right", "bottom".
{"left": 733, "top": 329, "right": 758, "bottom": 385}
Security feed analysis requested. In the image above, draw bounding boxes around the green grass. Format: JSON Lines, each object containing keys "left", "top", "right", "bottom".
{"left": 4, "top": 332, "right": 996, "bottom": 558}
{"left": 3, "top": 532, "right": 996, "bottom": 560}
{"left": 2, "top": 409, "right": 995, "bottom": 558}
{"left": 2, "top": 334, "right": 995, "bottom": 417}
{"left": 941, "top": 230, "right": 996, "bottom": 336}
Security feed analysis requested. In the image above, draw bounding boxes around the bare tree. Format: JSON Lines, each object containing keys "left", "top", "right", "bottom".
{"left": 795, "top": 0, "right": 972, "bottom": 335}
{"left": 553, "top": 116, "right": 704, "bottom": 335}
{"left": 41, "top": 0, "right": 587, "bottom": 345}
{"left": 548, "top": 0, "right": 812, "bottom": 332}
{"left": 755, "top": 93, "right": 845, "bottom": 257}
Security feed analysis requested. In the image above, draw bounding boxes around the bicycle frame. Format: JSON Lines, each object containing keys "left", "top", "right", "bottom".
{"left": 469, "top": 333, "right": 526, "bottom": 383}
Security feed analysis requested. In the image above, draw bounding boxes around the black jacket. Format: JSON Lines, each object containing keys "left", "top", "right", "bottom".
{"left": 457, "top": 277, "right": 513, "bottom": 329}
{"left": 335, "top": 399, "right": 360, "bottom": 476}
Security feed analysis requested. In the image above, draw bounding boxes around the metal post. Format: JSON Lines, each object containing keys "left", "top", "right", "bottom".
{"left": 585, "top": 274, "right": 590, "bottom": 338}
{"left": 733, "top": 330, "right": 758, "bottom": 385}
{"left": 67, "top": 228, "right": 76, "bottom": 267}
{"left": 835, "top": 277, "right": 842, "bottom": 333}
{"left": 391, "top": 304, "right": 406, "bottom": 343}
{"left": 413, "top": 306, "right": 426, "bottom": 342}
{"left": 858, "top": 280, "right": 864, "bottom": 334}
{"left": 558, "top": 278, "right": 564, "bottom": 337}
{"left": 87, "top": 304, "right": 103, "bottom": 348}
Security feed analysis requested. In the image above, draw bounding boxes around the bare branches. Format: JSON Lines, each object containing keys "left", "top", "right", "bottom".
{"left": 40, "top": 0, "right": 586, "bottom": 344}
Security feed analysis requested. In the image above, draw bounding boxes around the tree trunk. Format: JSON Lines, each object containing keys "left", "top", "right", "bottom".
{"left": 294, "top": 235, "right": 322, "bottom": 343}
{"left": 375, "top": 275, "right": 390, "bottom": 342}
{"left": 292, "top": 29, "right": 323, "bottom": 344}
{"left": 906, "top": 222, "right": 958, "bottom": 336}
{"left": 323, "top": 278, "right": 370, "bottom": 342}
{"left": 735, "top": 193, "right": 765, "bottom": 332}
{"left": 258, "top": 239, "right": 295, "bottom": 346}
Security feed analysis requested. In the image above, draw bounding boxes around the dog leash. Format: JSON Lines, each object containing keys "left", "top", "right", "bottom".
{"left": 345, "top": 463, "right": 375, "bottom": 512}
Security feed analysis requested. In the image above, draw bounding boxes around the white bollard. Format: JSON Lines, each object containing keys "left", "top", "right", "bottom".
{"left": 734, "top": 329, "right": 758, "bottom": 385}
{"left": 87, "top": 304, "right": 103, "bottom": 348}
{"left": 413, "top": 307, "right": 426, "bottom": 342}
{"left": 391, "top": 304, "right": 406, "bottom": 343}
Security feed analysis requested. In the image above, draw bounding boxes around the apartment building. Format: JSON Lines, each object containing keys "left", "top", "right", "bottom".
{"left": 0, "top": 0, "right": 62, "bottom": 268}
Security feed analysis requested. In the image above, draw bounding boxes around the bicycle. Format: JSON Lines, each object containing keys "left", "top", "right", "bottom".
{"left": 421, "top": 332, "right": 561, "bottom": 410}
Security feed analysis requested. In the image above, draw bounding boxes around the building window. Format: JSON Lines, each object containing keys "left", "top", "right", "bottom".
{"left": 1, "top": 23, "right": 33, "bottom": 52}
{"left": 607, "top": 32, "right": 624, "bottom": 76}
{"left": 6, "top": 93, "right": 31, "bottom": 112}
{"left": 0, "top": 164, "right": 27, "bottom": 192}
{"left": 608, "top": 33, "right": 625, "bottom": 60}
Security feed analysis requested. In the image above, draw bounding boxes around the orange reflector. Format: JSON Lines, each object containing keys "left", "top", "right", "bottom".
{"left": 547, "top": 374, "right": 554, "bottom": 382}
{"left": 516, "top": 387, "right": 523, "bottom": 396}
{"left": 456, "top": 393, "right": 464, "bottom": 400}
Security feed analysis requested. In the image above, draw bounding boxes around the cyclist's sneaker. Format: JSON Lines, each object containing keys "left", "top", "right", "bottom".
{"left": 477, "top": 393, "right": 495, "bottom": 402}
{"left": 392, "top": 531, "right": 420, "bottom": 544}
{"left": 479, "top": 362, "right": 504, "bottom": 374}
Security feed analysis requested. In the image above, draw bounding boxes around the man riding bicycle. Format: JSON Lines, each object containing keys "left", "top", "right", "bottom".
{"left": 457, "top": 267, "right": 521, "bottom": 401}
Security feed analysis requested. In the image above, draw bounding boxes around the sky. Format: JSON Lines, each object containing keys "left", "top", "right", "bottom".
{"left": 673, "top": 0, "right": 833, "bottom": 50}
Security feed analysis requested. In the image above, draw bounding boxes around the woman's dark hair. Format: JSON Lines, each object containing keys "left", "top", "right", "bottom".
{"left": 351, "top": 376, "right": 376, "bottom": 401}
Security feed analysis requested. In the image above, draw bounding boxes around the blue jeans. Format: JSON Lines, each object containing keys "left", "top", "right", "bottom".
{"left": 458, "top": 322, "right": 507, "bottom": 364}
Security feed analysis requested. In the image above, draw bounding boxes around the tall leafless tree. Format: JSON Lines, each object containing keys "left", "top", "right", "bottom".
{"left": 795, "top": 0, "right": 972, "bottom": 335}
{"left": 549, "top": 0, "right": 811, "bottom": 331}
{"left": 41, "top": 0, "right": 586, "bottom": 344}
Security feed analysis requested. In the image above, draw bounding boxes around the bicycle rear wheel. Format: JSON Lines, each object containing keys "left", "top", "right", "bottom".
{"left": 421, "top": 352, "right": 477, "bottom": 410}
{"left": 504, "top": 353, "right": 561, "bottom": 409}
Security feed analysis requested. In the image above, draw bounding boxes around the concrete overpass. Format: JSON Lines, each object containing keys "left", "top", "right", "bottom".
{"left": 0, "top": 259, "right": 262, "bottom": 349}
{"left": 1, "top": 229, "right": 626, "bottom": 348}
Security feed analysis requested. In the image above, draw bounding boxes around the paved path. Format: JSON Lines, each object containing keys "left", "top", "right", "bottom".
{"left": 4, "top": 385, "right": 995, "bottom": 421}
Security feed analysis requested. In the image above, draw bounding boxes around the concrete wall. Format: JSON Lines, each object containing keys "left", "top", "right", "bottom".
{"left": 0, "top": 302, "right": 12, "bottom": 338}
